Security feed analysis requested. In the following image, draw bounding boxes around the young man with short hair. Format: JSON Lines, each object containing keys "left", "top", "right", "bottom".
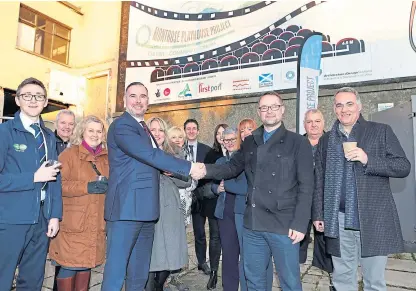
{"left": 0, "top": 77, "right": 62, "bottom": 290}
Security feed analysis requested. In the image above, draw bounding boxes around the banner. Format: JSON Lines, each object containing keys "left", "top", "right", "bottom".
{"left": 124, "top": 0, "right": 416, "bottom": 104}
{"left": 296, "top": 33, "right": 323, "bottom": 135}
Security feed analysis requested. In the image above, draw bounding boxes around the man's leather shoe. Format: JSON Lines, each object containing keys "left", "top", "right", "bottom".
{"left": 197, "top": 263, "right": 211, "bottom": 275}
{"left": 206, "top": 271, "right": 217, "bottom": 290}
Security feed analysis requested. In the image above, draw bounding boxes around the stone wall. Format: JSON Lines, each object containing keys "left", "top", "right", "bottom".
{"left": 145, "top": 80, "right": 416, "bottom": 145}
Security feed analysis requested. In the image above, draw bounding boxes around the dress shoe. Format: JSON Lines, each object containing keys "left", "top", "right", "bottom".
{"left": 198, "top": 263, "right": 211, "bottom": 275}
{"left": 206, "top": 271, "right": 217, "bottom": 290}
{"left": 74, "top": 271, "right": 90, "bottom": 291}
{"left": 57, "top": 276, "right": 75, "bottom": 291}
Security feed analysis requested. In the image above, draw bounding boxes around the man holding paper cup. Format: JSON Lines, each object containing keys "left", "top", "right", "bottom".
{"left": 312, "top": 87, "right": 410, "bottom": 291}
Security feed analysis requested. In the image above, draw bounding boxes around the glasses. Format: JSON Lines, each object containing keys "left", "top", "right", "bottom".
{"left": 258, "top": 104, "right": 282, "bottom": 112}
{"left": 19, "top": 93, "right": 46, "bottom": 102}
{"left": 223, "top": 138, "right": 237, "bottom": 144}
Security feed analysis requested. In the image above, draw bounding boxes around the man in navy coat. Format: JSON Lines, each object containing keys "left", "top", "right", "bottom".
{"left": 101, "top": 82, "right": 204, "bottom": 291}
{"left": 0, "top": 77, "right": 62, "bottom": 290}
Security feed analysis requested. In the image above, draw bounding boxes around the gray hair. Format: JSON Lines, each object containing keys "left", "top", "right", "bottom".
{"left": 223, "top": 127, "right": 238, "bottom": 136}
{"left": 333, "top": 87, "right": 361, "bottom": 104}
{"left": 55, "top": 109, "right": 75, "bottom": 123}
{"left": 303, "top": 109, "right": 324, "bottom": 123}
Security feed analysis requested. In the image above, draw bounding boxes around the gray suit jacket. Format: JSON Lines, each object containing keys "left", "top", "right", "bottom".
{"left": 312, "top": 116, "right": 411, "bottom": 257}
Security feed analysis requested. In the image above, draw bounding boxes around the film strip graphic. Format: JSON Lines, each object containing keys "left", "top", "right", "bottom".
{"left": 130, "top": 1, "right": 275, "bottom": 21}
{"left": 126, "top": 0, "right": 366, "bottom": 83}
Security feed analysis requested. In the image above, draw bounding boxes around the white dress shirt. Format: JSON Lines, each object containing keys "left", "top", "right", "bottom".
{"left": 187, "top": 140, "right": 198, "bottom": 162}
{"left": 20, "top": 112, "right": 47, "bottom": 201}
{"left": 130, "top": 114, "right": 157, "bottom": 148}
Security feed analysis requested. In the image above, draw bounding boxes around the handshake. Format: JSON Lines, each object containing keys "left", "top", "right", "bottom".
{"left": 190, "top": 163, "right": 207, "bottom": 180}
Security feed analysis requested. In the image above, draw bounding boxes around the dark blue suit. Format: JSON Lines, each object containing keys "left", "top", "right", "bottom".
{"left": 101, "top": 112, "right": 191, "bottom": 291}
{"left": 0, "top": 111, "right": 62, "bottom": 290}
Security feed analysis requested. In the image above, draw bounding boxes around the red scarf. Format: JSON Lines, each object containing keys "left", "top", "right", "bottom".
{"left": 81, "top": 140, "right": 103, "bottom": 156}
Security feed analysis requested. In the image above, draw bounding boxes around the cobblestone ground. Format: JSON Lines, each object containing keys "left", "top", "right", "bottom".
{"left": 13, "top": 227, "right": 416, "bottom": 290}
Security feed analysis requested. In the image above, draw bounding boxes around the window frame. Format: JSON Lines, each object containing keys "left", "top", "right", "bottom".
{"left": 17, "top": 4, "right": 72, "bottom": 65}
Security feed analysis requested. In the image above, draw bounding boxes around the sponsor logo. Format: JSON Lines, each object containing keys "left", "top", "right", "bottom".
{"left": 13, "top": 144, "right": 27, "bottom": 152}
{"left": 198, "top": 82, "right": 222, "bottom": 93}
{"left": 155, "top": 89, "right": 161, "bottom": 98}
{"left": 232, "top": 79, "right": 250, "bottom": 91}
{"left": 163, "top": 88, "right": 171, "bottom": 96}
{"left": 285, "top": 70, "right": 296, "bottom": 81}
{"left": 178, "top": 84, "right": 192, "bottom": 98}
{"left": 259, "top": 73, "right": 273, "bottom": 87}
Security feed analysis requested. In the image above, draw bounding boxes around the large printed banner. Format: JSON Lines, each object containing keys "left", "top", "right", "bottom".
{"left": 124, "top": 0, "right": 416, "bottom": 104}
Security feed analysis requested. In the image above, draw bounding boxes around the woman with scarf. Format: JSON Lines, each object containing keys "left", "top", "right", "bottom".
{"left": 49, "top": 115, "right": 109, "bottom": 290}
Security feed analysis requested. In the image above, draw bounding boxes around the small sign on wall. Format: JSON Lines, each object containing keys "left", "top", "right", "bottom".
{"left": 378, "top": 103, "right": 394, "bottom": 112}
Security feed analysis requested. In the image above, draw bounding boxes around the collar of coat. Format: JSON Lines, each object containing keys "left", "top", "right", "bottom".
{"left": 78, "top": 144, "right": 108, "bottom": 161}
{"left": 12, "top": 110, "right": 52, "bottom": 137}
{"left": 251, "top": 122, "right": 287, "bottom": 146}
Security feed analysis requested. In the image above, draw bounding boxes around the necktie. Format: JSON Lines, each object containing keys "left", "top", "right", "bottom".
{"left": 188, "top": 145, "right": 194, "bottom": 162}
{"left": 30, "top": 123, "right": 47, "bottom": 190}
{"left": 140, "top": 121, "right": 159, "bottom": 148}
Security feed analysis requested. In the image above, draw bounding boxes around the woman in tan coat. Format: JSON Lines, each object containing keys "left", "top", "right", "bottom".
{"left": 49, "top": 115, "right": 109, "bottom": 291}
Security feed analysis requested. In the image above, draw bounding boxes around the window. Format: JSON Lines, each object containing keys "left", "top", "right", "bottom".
{"left": 17, "top": 5, "right": 71, "bottom": 65}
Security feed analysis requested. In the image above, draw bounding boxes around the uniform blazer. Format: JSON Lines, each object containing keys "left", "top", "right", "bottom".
{"left": 104, "top": 112, "right": 191, "bottom": 222}
{"left": 205, "top": 123, "right": 314, "bottom": 235}
{"left": 0, "top": 111, "right": 62, "bottom": 224}
{"left": 49, "top": 145, "right": 109, "bottom": 268}
{"left": 312, "top": 116, "right": 411, "bottom": 257}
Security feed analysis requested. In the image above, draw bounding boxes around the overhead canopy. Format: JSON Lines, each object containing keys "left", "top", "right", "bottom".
{"left": 2, "top": 88, "right": 74, "bottom": 117}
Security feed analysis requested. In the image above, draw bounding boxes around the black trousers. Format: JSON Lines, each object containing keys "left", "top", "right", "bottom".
{"left": 299, "top": 220, "right": 313, "bottom": 263}
{"left": 192, "top": 212, "right": 221, "bottom": 271}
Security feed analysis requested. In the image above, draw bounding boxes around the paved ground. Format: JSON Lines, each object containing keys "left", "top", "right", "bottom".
{"left": 18, "top": 227, "right": 416, "bottom": 290}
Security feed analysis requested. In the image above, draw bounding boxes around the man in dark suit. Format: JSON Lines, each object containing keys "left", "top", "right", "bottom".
{"left": 184, "top": 119, "right": 221, "bottom": 283}
{"left": 312, "top": 87, "right": 410, "bottom": 291}
{"left": 200, "top": 92, "right": 315, "bottom": 291}
{"left": 101, "top": 82, "right": 203, "bottom": 291}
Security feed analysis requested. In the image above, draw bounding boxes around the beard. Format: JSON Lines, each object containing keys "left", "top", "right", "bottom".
{"left": 126, "top": 107, "right": 145, "bottom": 119}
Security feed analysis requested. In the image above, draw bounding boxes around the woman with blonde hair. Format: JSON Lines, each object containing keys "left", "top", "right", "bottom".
{"left": 145, "top": 117, "right": 191, "bottom": 291}
{"left": 49, "top": 115, "right": 109, "bottom": 291}
{"left": 167, "top": 126, "right": 197, "bottom": 226}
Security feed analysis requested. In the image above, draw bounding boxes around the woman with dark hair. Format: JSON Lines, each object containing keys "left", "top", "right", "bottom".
{"left": 195, "top": 123, "right": 228, "bottom": 290}
{"left": 212, "top": 123, "right": 228, "bottom": 156}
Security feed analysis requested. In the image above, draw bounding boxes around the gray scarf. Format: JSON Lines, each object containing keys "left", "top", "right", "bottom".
{"left": 324, "top": 121, "right": 360, "bottom": 238}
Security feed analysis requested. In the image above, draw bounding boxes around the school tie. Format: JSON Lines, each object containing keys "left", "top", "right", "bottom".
{"left": 139, "top": 121, "right": 159, "bottom": 148}
{"left": 30, "top": 123, "right": 47, "bottom": 190}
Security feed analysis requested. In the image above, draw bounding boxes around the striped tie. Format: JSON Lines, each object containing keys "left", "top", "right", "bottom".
{"left": 30, "top": 123, "right": 47, "bottom": 189}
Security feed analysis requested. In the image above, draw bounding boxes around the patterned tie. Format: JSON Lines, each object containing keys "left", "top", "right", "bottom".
{"left": 188, "top": 145, "right": 195, "bottom": 162}
{"left": 30, "top": 123, "right": 47, "bottom": 189}
{"left": 139, "top": 121, "right": 159, "bottom": 148}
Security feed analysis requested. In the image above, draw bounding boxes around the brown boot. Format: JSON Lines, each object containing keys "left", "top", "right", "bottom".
{"left": 74, "top": 271, "right": 91, "bottom": 291}
{"left": 57, "top": 276, "right": 75, "bottom": 291}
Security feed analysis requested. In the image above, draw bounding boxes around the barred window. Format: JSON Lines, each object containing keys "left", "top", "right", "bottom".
{"left": 17, "top": 5, "right": 71, "bottom": 65}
